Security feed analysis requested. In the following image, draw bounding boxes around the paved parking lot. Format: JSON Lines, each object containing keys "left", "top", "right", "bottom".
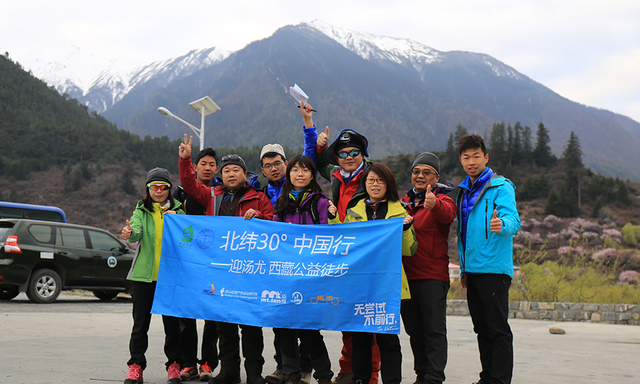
{"left": 2, "top": 291, "right": 639, "bottom": 383}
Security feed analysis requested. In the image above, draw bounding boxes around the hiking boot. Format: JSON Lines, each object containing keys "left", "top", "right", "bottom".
{"left": 300, "top": 372, "right": 311, "bottom": 384}
{"left": 124, "top": 363, "right": 143, "bottom": 384}
{"left": 317, "top": 376, "right": 332, "bottom": 384}
{"left": 209, "top": 372, "right": 241, "bottom": 384}
{"left": 265, "top": 369, "right": 286, "bottom": 384}
{"left": 199, "top": 362, "right": 214, "bottom": 382}
{"left": 168, "top": 362, "right": 181, "bottom": 383}
{"left": 332, "top": 373, "right": 353, "bottom": 384}
{"left": 247, "top": 373, "right": 266, "bottom": 384}
{"left": 181, "top": 366, "right": 199, "bottom": 381}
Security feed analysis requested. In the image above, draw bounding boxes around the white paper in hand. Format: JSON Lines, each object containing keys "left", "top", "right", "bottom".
{"left": 289, "top": 83, "right": 309, "bottom": 104}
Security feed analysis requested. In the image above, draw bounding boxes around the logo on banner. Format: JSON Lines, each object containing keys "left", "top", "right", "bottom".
{"left": 310, "top": 295, "right": 341, "bottom": 305}
{"left": 182, "top": 226, "right": 194, "bottom": 242}
{"left": 261, "top": 290, "right": 287, "bottom": 303}
{"left": 291, "top": 292, "right": 303, "bottom": 305}
{"left": 196, "top": 229, "right": 215, "bottom": 249}
{"left": 201, "top": 284, "right": 217, "bottom": 296}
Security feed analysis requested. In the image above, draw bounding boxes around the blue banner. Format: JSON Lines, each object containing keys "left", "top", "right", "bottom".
{"left": 151, "top": 215, "right": 404, "bottom": 334}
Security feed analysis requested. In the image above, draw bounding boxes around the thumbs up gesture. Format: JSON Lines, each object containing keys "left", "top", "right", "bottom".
{"left": 490, "top": 209, "right": 502, "bottom": 233}
{"left": 317, "top": 126, "right": 330, "bottom": 148}
{"left": 122, "top": 220, "right": 133, "bottom": 240}
{"left": 327, "top": 200, "right": 337, "bottom": 217}
{"left": 423, "top": 184, "right": 436, "bottom": 210}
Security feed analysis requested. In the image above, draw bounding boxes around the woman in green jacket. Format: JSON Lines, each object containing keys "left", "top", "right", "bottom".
{"left": 336, "top": 163, "right": 417, "bottom": 384}
{"left": 120, "top": 167, "right": 185, "bottom": 384}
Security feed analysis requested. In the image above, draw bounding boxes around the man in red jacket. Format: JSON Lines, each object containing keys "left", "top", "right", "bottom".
{"left": 400, "top": 152, "right": 456, "bottom": 384}
{"left": 179, "top": 134, "right": 274, "bottom": 384}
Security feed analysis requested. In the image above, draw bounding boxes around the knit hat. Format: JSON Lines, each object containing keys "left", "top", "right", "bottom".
{"left": 260, "top": 144, "right": 286, "bottom": 160}
{"left": 220, "top": 154, "right": 247, "bottom": 172}
{"left": 411, "top": 152, "right": 440, "bottom": 174}
{"left": 324, "top": 129, "right": 369, "bottom": 165}
{"left": 145, "top": 167, "right": 172, "bottom": 186}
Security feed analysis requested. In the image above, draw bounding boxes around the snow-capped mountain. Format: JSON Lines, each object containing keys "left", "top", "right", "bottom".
{"left": 19, "top": 45, "right": 230, "bottom": 113}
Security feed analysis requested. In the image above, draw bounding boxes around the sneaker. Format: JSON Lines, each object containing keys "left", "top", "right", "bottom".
{"left": 332, "top": 373, "right": 353, "bottom": 384}
{"left": 209, "top": 372, "right": 241, "bottom": 384}
{"left": 247, "top": 373, "right": 266, "bottom": 384}
{"left": 301, "top": 372, "right": 311, "bottom": 384}
{"left": 265, "top": 369, "right": 286, "bottom": 384}
{"left": 199, "top": 362, "right": 214, "bottom": 382}
{"left": 181, "top": 366, "right": 199, "bottom": 381}
{"left": 124, "top": 363, "right": 143, "bottom": 384}
{"left": 168, "top": 362, "right": 181, "bottom": 383}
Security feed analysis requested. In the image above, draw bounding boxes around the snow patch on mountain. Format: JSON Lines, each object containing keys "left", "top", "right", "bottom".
{"left": 306, "top": 20, "right": 442, "bottom": 67}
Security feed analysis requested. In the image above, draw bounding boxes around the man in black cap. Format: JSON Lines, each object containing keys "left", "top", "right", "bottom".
{"left": 315, "top": 127, "right": 380, "bottom": 384}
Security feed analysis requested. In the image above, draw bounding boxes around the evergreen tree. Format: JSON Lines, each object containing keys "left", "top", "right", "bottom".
{"left": 562, "top": 131, "right": 583, "bottom": 172}
{"left": 121, "top": 163, "right": 136, "bottom": 195}
{"left": 442, "top": 132, "right": 458, "bottom": 175}
{"left": 533, "top": 122, "right": 552, "bottom": 167}
{"left": 590, "top": 195, "right": 606, "bottom": 218}
{"left": 521, "top": 125, "right": 533, "bottom": 164}
{"left": 488, "top": 122, "right": 507, "bottom": 169}
{"left": 453, "top": 124, "right": 468, "bottom": 146}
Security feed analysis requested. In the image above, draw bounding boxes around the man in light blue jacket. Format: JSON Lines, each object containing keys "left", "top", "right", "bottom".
{"left": 455, "top": 134, "right": 520, "bottom": 384}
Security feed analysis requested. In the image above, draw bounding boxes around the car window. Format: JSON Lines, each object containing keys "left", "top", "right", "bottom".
{"left": 0, "top": 207, "right": 23, "bottom": 219}
{"left": 88, "top": 230, "right": 122, "bottom": 252}
{"left": 24, "top": 209, "right": 64, "bottom": 223}
{"left": 28, "top": 224, "right": 55, "bottom": 244}
{"left": 58, "top": 227, "right": 87, "bottom": 248}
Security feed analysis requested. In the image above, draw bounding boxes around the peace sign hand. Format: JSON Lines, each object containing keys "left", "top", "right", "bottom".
{"left": 179, "top": 134, "right": 193, "bottom": 159}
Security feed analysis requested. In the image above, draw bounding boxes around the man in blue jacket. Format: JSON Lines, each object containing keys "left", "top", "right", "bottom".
{"left": 455, "top": 134, "right": 520, "bottom": 384}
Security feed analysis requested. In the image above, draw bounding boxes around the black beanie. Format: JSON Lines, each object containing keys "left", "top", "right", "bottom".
{"left": 411, "top": 152, "right": 440, "bottom": 174}
{"left": 146, "top": 167, "right": 172, "bottom": 186}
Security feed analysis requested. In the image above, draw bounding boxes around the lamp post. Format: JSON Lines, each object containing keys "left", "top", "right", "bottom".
{"left": 158, "top": 96, "right": 220, "bottom": 151}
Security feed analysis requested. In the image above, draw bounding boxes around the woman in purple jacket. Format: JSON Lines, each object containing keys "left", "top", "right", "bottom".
{"left": 272, "top": 155, "right": 334, "bottom": 384}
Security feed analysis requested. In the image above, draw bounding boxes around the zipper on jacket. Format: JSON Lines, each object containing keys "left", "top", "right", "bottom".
{"left": 484, "top": 199, "right": 488, "bottom": 239}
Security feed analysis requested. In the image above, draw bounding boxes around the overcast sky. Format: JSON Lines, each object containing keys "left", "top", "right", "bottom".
{"left": 2, "top": 0, "right": 639, "bottom": 122}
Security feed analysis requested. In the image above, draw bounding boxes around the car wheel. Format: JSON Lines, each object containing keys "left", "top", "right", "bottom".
{"left": 92, "top": 290, "right": 119, "bottom": 301}
{"left": 26, "top": 269, "right": 62, "bottom": 303}
{"left": 0, "top": 286, "right": 20, "bottom": 300}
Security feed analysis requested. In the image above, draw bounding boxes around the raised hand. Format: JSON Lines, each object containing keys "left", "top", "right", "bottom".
{"left": 423, "top": 184, "right": 436, "bottom": 210}
{"left": 490, "top": 209, "right": 502, "bottom": 233}
{"left": 179, "top": 134, "right": 193, "bottom": 159}
{"left": 317, "top": 126, "right": 330, "bottom": 148}
{"left": 121, "top": 220, "right": 132, "bottom": 240}
{"left": 301, "top": 102, "right": 314, "bottom": 128}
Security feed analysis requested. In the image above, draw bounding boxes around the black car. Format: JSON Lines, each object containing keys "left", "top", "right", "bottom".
{"left": 0, "top": 219, "right": 134, "bottom": 303}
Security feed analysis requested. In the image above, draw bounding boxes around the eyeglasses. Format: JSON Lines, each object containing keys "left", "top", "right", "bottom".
{"left": 337, "top": 149, "right": 361, "bottom": 159}
{"left": 365, "top": 178, "right": 385, "bottom": 185}
{"left": 412, "top": 169, "right": 438, "bottom": 177}
{"left": 148, "top": 184, "right": 170, "bottom": 192}
{"left": 262, "top": 160, "right": 283, "bottom": 171}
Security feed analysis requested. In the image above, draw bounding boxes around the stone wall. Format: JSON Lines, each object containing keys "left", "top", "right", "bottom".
{"left": 446, "top": 300, "right": 640, "bottom": 325}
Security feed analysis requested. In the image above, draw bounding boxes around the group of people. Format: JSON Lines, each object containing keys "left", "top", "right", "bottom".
{"left": 120, "top": 102, "right": 521, "bottom": 384}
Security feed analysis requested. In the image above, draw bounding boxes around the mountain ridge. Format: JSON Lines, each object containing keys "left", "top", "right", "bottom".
{"left": 9, "top": 21, "right": 640, "bottom": 181}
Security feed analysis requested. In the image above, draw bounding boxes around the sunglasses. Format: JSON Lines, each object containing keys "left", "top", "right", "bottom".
{"left": 148, "top": 184, "right": 170, "bottom": 192}
{"left": 337, "top": 149, "right": 361, "bottom": 159}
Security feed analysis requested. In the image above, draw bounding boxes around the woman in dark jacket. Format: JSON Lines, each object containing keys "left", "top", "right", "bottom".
{"left": 272, "top": 155, "right": 334, "bottom": 384}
